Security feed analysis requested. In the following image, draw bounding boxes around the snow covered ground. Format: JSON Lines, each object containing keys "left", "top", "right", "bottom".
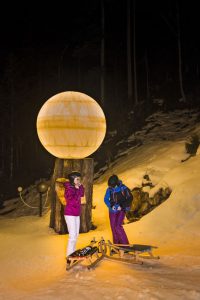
{"left": 0, "top": 109, "right": 200, "bottom": 300}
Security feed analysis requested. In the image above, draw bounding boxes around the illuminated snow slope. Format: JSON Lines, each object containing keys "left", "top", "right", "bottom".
{"left": 0, "top": 109, "right": 200, "bottom": 299}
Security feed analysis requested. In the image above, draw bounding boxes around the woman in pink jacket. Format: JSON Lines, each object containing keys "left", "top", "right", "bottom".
{"left": 64, "top": 171, "right": 84, "bottom": 260}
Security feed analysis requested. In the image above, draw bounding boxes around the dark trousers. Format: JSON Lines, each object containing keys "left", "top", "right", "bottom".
{"left": 109, "top": 210, "right": 129, "bottom": 244}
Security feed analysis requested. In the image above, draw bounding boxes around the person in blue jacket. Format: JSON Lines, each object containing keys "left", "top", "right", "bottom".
{"left": 104, "top": 174, "right": 129, "bottom": 244}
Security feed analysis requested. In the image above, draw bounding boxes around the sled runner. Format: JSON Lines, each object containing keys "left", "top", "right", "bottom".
{"left": 103, "top": 240, "right": 160, "bottom": 264}
{"left": 66, "top": 237, "right": 105, "bottom": 271}
{"left": 66, "top": 238, "right": 160, "bottom": 270}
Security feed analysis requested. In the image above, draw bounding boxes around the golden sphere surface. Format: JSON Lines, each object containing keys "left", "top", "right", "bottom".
{"left": 36, "top": 91, "right": 106, "bottom": 159}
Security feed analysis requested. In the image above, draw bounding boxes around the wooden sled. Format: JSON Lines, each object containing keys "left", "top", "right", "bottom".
{"left": 102, "top": 240, "right": 160, "bottom": 265}
{"left": 66, "top": 238, "right": 160, "bottom": 270}
{"left": 66, "top": 238, "right": 105, "bottom": 271}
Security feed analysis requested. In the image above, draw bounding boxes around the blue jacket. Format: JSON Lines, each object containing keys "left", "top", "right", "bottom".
{"left": 104, "top": 181, "right": 130, "bottom": 213}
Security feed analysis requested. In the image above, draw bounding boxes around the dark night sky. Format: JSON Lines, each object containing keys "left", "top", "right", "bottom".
{"left": 1, "top": 0, "right": 200, "bottom": 198}
{"left": 0, "top": 0, "right": 199, "bottom": 88}
{"left": 0, "top": 1, "right": 199, "bottom": 51}
{"left": 0, "top": 1, "right": 99, "bottom": 50}
{"left": 1, "top": 1, "right": 200, "bottom": 94}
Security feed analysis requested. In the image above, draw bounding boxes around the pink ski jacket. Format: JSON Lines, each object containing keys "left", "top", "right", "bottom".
{"left": 64, "top": 181, "right": 84, "bottom": 216}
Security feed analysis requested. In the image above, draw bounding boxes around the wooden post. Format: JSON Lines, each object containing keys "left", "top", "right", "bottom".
{"left": 49, "top": 158, "right": 94, "bottom": 234}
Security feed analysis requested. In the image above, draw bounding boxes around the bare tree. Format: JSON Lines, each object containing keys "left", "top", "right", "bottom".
{"left": 160, "top": 2, "right": 186, "bottom": 102}
{"left": 133, "top": 0, "right": 138, "bottom": 105}
{"left": 127, "top": 0, "right": 133, "bottom": 105}
{"left": 145, "top": 50, "right": 150, "bottom": 100}
{"left": 101, "top": 0, "right": 105, "bottom": 107}
{"left": 176, "top": 2, "right": 186, "bottom": 102}
{"left": 7, "top": 53, "right": 15, "bottom": 180}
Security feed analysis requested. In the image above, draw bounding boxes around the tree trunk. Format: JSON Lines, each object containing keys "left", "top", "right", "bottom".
{"left": 49, "top": 158, "right": 65, "bottom": 233}
{"left": 133, "top": 0, "right": 138, "bottom": 105}
{"left": 0, "top": 118, "right": 4, "bottom": 174}
{"left": 9, "top": 55, "right": 15, "bottom": 180}
{"left": 49, "top": 158, "right": 94, "bottom": 234}
{"left": 176, "top": 2, "right": 186, "bottom": 102}
{"left": 145, "top": 50, "right": 150, "bottom": 101}
{"left": 127, "top": 0, "right": 133, "bottom": 105}
{"left": 100, "top": 0, "right": 105, "bottom": 107}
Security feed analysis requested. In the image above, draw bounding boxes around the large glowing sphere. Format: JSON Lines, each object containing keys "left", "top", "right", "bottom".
{"left": 36, "top": 91, "right": 106, "bottom": 159}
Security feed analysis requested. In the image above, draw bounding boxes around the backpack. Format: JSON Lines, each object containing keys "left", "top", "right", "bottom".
{"left": 120, "top": 187, "right": 133, "bottom": 208}
{"left": 110, "top": 187, "right": 133, "bottom": 209}
{"left": 55, "top": 178, "right": 67, "bottom": 206}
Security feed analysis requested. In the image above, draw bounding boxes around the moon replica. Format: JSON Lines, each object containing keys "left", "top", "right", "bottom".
{"left": 36, "top": 91, "right": 106, "bottom": 159}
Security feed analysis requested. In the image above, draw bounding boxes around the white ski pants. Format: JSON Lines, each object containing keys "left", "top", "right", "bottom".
{"left": 64, "top": 215, "right": 80, "bottom": 257}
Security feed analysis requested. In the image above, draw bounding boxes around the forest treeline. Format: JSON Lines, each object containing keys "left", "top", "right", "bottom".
{"left": 0, "top": 0, "right": 199, "bottom": 202}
